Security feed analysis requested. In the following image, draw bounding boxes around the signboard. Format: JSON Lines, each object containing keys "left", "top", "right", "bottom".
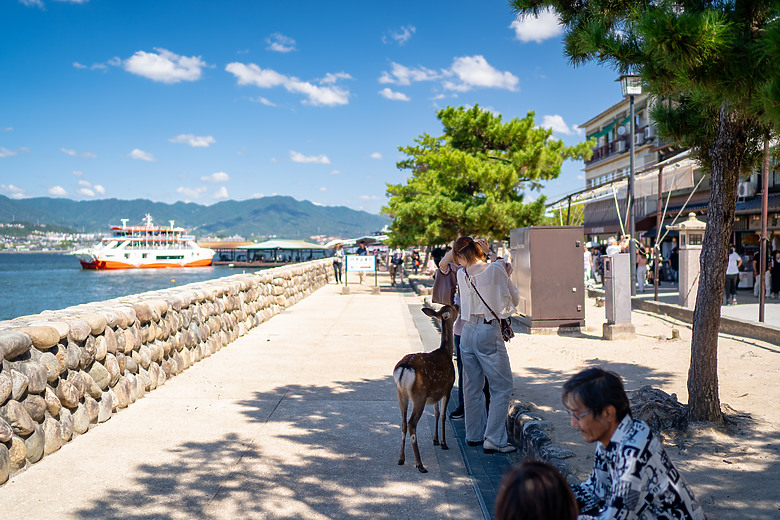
{"left": 346, "top": 255, "right": 376, "bottom": 272}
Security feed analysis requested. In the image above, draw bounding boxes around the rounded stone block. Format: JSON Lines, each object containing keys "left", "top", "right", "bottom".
{"left": 132, "top": 304, "right": 153, "bottom": 324}
{"left": 104, "top": 353, "right": 120, "bottom": 387}
{"left": 80, "top": 369, "right": 102, "bottom": 399}
{"left": 66, "top": 319, "right": 91, "bottom": 343}
{"left": 0, "top": 443, "right": 9, "bottom": 484}
{"left": 20, "top": 362, "right": 47, "bottom": 394}
{"left": 42, "top": 417, "right": 61, "bottom": 456}
{"left": 97, "top": 391, "right": 113, "bottom": 423}
{"left": 88, "top": 361, "right": 110, "bottom": 390}
{"left": 66, "top": 371, "right": 86, "bottom": 400}
{"left": 59, "top": 408, "right": 74, "bottom": 443}
{"left": 94, "top": 335, "right": 107, "bottom": 362}
{"left": 0, "top": 331, "right": 32, "bottom": 361}
{"left": 71, "top": 404, "right": 89, "bottom": 435}
{"left": 78, "top": 313, "right": 107, "bottom": 336}
{"left": 56, "top": 379, "right": 79, "bottom": 409}
{"left": 27, "top": 320, "right": 69, "bottom": 340}
{"left": 24, "top": 424, "right": 44, "bottom": 463}
{"left": 10, "top": 369, "right": 29, "bottom": 401}
{"left": 0, "top": 416, "right": 13, "bottom": 442}
{"left": 65, "top": 341, "right": 81, "bottom": 370}
{"left": 22, "top": 394, "right": 46, "bottom": 422}
{"left": 44, "top": 386, "right": 61, "bottom": 416}
{"left": 0, "top": 400, "right": 35, "bottom": 436}
{"left": 83, "top": 394, "right": 99, "bottom": 423}
{"left": 15, "top": 326, "right": 60, "bottom": 351}
{"left": 39, "top": 352, "right": 62, "bottom": 383}
{"left": 0, "top": 372, "right": 11, "bottom": 405}
{"left": 8, "top": 435, "right": 26, "bottom": 471}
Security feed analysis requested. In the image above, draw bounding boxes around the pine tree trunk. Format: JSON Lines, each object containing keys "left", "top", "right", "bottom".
{"left": 687, "top": 104, "right": 747, "bottom": 423}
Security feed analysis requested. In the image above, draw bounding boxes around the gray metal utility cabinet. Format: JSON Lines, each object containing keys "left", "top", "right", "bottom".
{"left": 509, "top": 226, "right": 585, "bottom": 332}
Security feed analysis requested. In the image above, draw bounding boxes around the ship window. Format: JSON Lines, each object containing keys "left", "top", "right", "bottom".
{"left": 156, "top": 255, "right": 184, "bottom": 260}
{"left": 143, "top": 253, "right": 148, "bottom": 258}
{"left": 125, "top": 254, "right": 130, "bottom": 259}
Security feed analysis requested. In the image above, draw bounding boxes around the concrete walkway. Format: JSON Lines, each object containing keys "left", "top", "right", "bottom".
{"left": 0, "top": 275, "right": 486, "bottom": 520}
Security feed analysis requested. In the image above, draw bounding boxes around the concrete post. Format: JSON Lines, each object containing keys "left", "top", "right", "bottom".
{"left": 670, "top": 213, "right": 706, "bottom": 309}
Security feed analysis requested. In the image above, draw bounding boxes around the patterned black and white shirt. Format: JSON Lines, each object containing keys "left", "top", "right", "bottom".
{"left": 574, "top": 416, "right": 707, "bottom": 520}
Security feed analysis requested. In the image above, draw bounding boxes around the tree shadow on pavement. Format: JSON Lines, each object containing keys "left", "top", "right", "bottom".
{"left": 74, "top": 377, "right": 465, "bottom": 520}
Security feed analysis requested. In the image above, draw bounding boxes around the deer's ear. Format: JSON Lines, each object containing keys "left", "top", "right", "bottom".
{"left": 422, "top": 307, "right": 437, "bottom": 318}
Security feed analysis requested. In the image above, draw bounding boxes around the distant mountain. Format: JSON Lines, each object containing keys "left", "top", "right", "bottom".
{"left": 0, "top": 195, "right": 389, "bottom": 240}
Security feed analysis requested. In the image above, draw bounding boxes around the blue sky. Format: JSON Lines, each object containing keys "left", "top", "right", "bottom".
{"left": 1, "top": 0, "right": 620, "bottom": 216}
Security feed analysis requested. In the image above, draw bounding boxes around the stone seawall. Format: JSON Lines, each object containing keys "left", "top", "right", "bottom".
{"left": 0, "top": 259, "right": 332, "bottom": 484}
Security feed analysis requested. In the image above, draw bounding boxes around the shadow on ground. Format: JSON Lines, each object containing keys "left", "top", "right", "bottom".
{"left": 74, "top": 377, "right": 463, "bottom": 520}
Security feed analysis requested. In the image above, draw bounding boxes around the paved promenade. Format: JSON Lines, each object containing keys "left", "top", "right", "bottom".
{"left": 2, "top": 272, "right": 778, "bottom": 519}
{"left": 0, "top": 275, "right": 484, "bottom": 519}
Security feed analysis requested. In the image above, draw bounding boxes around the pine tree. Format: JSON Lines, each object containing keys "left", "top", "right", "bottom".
{"left": 510, "top": 0, "right": 778, "bottom": 422}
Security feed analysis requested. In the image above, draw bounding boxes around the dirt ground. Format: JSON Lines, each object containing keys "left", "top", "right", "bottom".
{"left": 505, "top": 296, "right": 780, "bottom": 520}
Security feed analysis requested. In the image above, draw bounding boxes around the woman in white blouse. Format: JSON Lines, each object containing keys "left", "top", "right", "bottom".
{"left": 452, "top": 235, "right": 520, "bottom": 453}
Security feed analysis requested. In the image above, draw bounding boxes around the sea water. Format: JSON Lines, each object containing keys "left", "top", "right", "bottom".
{"left": 0, "top": 253, "right": 251, "bottom": 321}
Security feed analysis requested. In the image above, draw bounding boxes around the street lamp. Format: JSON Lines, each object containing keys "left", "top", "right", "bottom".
{"left": 619, "top": 74, "right": 642, "bottom": 296}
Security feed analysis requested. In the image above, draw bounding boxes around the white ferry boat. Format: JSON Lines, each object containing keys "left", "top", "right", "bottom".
{"left": 74, "top": 214, "right": 215, "bottom": 270}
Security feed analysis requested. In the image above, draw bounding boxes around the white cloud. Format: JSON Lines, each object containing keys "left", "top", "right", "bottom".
{"left": 78, "top": 179, "right": 92, "bottom": 187}
{"left": 123, "top": 48, "right": 207, "bottom": 84}
{"left": 20, "top": 0, "right": 44, "bottom": 7}
{"left": 370, "top": 152, "right": 382, "bottom": 160}
{"left": 73, "top": 62, "right": 87, "bottom": 69}
{"left": 169, "top": 134, "right": 215, "bottom": 147}
{"left": 541, "top": 114, "right": 579, "bottom": 135}
{"left": 0, "top": 147, "right": 18, "bottom": 158}
{"left": 48, "top": 186, "right": 67, "bottom": 196}
{"left": 94, "top": 184, "right": 106, "bottom": 194}
{"left": 201, "top": 171, "right": 230, "bottom": 183}
{"left": 443, "top": 56, "right": 519, "bottom": 92}
{"left": 252, "top": 96, "right": 277, "bottom": 107}
{"left": 72, "top": 170, "right": 84, "bottom": 177}
{"left": 330, "top": 170, "right": 340, "bottom": 175}
{"left": 379, "top": 62, "right": 440, "bottom": 86}
{"left": 383, "top": 25, "right": 416, "bottom": 45}
{"left": 266, "top": 33, "right": 296, "bottom": 53}
{"left": 73, "top": 61, "right": 108, "bottom": 71}
{"left": 212, "top": 186, "right": 229, "bottom": 199}
{"left": 176, "top": 186, "right": 207, "bottom": 198}
{"left": 128, "top": 149, "right": 156, "bottom": 162}
{"left": 0, "top": 185, "right": 25, "bottom": 198}
{"left": 78, "top": 187, "right": 95, "bottom": 197}
{"left": 360, "top": 195, "right": 381, "bottom": 200}
{"left": 1, "top": 127, "right": 12, "bottom": 132}
{"left": 510, "top": 9, "right": 563, "bottom": 43}
{"left": 290, "top": 151, "right": 330, "bottom": 164}
{"left": 319, "top": 187, "right": 327, "bottom": 192}
{"left": 226, "top": 62, "right": 350, "bottom": 106}
{"left": 321, "top": 72, "right": 352, "bottom": 84}
{"left": 379, "top": 88, "right": 410, "bottom": 101}
{"left": 60, "top": 147, "right": 97, "bottom": 158}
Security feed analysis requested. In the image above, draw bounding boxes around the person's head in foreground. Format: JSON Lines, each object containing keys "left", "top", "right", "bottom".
{"left": 495, "top": 460, "right": 578, "bottom": 520}
{"left": 562, "top": 367, "right": 630, "bottom": 446}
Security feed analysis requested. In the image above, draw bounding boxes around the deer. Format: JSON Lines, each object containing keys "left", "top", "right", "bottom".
{"left": 393, "top": 304, "right": 457, "bottom": 473}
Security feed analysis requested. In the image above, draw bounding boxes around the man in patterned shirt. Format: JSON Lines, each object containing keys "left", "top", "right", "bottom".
{"left": 563, "top": 368, "right": 707, "bottom": 519}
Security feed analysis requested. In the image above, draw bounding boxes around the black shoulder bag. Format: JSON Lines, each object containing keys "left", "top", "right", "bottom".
{"left": 464, "top": 267, "right": 515, "bottom": 342}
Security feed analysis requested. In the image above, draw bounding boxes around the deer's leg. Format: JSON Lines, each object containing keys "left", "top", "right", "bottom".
{"left": 397, "top": 392, "right": 408, "bottom": 466}
{"left": 432, "top": 401, "right": 440, "bottom": 446}
{"left": 439, "top": 394, "right": 450, "bottom": 450}
{"left": 408, "top": 400, "right": 427, "bottom": 473}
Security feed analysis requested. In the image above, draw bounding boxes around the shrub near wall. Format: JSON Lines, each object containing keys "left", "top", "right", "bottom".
{"left": 0, "top": 259, "right": 331, "bottom": 484}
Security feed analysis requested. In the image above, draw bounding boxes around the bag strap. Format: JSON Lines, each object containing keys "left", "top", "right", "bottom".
{"left": 464, "top": 267, "right": 501, "bottom": 322}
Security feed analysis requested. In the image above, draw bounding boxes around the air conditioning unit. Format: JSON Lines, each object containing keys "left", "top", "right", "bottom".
{"left": 634, "top": 133, "right": 644, "bottom": 146}
{"left": 738, "top": 181, "right": 756, "bottom": 198}
{"left": 616, "top": 140, "right": 626, "bottom": 153}
{"left": 645, "top": 125, "right": 657, "bottom": 139}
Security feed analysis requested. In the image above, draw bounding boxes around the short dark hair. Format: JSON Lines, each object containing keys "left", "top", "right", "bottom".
{"left": 562, "top": 367, "right": 632, "bottom": 421}
{"left": 495, "top": 461, "right": 578, "bottom": 520}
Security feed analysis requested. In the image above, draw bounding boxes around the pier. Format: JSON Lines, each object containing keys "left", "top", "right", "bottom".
{"left": 0, "top": 265, "right": 778, "bottom": 518}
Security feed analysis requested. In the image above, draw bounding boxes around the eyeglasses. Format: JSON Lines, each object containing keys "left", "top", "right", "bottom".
{"left": 566, "top": 409, "right": 591, "bottom": 421}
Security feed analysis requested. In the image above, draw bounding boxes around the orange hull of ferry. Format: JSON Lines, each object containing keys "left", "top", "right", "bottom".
{"left": 79, "top": 258, "right": 213, "bottom": 270}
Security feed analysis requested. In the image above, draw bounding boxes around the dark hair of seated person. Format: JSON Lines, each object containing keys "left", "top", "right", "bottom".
{"left": 495, "top": 460, "right": 578, "bottom": 520}
{"left": 562, "top": 367, "right": 632, "bottom": 422}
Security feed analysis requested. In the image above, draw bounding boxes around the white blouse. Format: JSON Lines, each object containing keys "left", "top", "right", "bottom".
{"left": 456, "top": 260, "right": 520, "bottom": 320}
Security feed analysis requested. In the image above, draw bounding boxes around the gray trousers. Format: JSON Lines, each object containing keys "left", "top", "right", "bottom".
{"left": 460, "top": 319, "right": 513, "bottom": 447}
